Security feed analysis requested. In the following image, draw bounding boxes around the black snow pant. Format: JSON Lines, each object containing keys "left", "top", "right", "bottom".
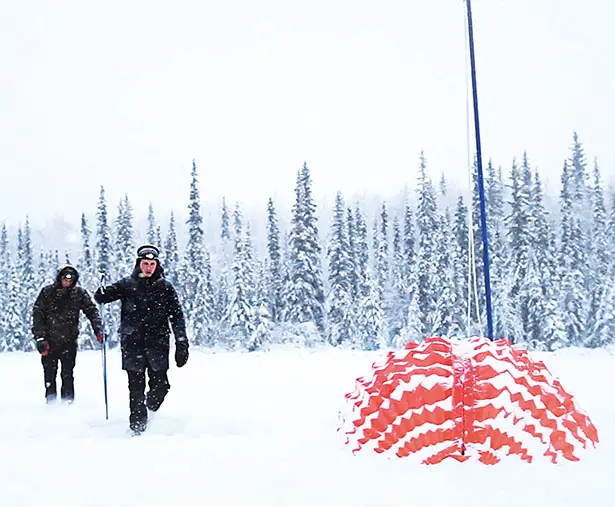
{"left": 41, "top": 342, "right": 77, "bottom": 402}
{"left": 126, "top": 367, "right": 170, "bottom": 431}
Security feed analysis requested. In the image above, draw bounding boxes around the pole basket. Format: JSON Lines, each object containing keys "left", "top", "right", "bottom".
{"left": 338, "top": 336, "right": 599, "bottom": 464}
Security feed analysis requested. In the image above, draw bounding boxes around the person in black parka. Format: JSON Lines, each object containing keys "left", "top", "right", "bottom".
{"left": 32, "top": 264, "right": 104, "bottom": 403}
{"left": 94, "top": 244, "right": 189, "bottom": 434}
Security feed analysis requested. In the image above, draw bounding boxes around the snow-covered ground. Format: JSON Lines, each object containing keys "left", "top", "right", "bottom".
{"left": 1, "top": 344, "right": 614, "bottom": 506}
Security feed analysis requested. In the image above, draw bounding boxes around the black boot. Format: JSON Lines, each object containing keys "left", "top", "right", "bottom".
{"left": 145, "top": 369, "right": 170, "bottom": 412}
{"left": 130, "top": 419, "right": 147, "bottom": 435}
{"left": 127, "top": 370, "right": 148, "bottom": 434}
{"left": 42, "top": 354, "right": 58, "bottom": 404}
{"left": 45, "top": 379, "right": 58, "bottom": 403}
{"left": 60, "top": 343, "right": 77, "bottom": 403}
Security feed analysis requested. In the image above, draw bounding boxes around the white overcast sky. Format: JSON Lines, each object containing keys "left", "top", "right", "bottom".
{"left": 0, "top": 0, "right": 613, "bottom": 228}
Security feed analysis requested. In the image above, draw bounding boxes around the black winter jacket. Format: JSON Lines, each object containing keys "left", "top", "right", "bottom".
{"left": 93, "top": 263, "right": 187, "bottom": 372}
{"left": 32, "top": 265, "right": 103, "bottom": 347}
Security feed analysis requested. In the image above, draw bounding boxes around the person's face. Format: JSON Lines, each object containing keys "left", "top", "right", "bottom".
{"left": 61, "top": 275, "right": 74, "bottom": 288}
{"left": 140, "top": 259, "right": 157, "bottom": 277}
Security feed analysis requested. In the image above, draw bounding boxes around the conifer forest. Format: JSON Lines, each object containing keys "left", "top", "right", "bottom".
{"left": 1, "top": 133, "right": 613, "bottom": 353}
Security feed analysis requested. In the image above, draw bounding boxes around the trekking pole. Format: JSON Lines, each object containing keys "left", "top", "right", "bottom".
{"left": 99, "top": 273, "right": 109, "bottom": 420}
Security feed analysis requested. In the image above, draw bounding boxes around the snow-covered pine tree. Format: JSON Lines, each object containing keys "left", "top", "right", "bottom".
{"left": 607, "top": 192, "right": 615, "bottom": 258}
{"left": 371, "top": 215, "right": 379, "bottom": 263}
{"left": 146, "top": 202, "right": 157, "bottom": 245}
{"left": 531, "top": 170, "right": 557, "bottom": 296}
{"left": 283, "top": 162, "right": 326, "bottom": 335}
{"left": 393, "top": 265, "right": 422, "bottom": 348}
{"left": 41, "top": 250, "right": 60, "bottom": 288}
{"left": 486, "top": 161, "right": 505, "bottom": 247}
{"left": 77, "top": 213, "right": 95, "bottom": 287}
{"left": 525, "top": 168, "right": 558, "bottom": 348}
{"left": 252, "top": 255, "right": 269, "bottom": 318}
{"left": 115, "top": 195, "right": 135, "bottom": 274}
{"left": 155, "top": 226, "right": 162, "bottom": 253}
{"left": 345, "top": 207, "right": 359, "bottom": 300}
{"left": 402, "top": 202, "right": 415, "bottom": 290}
{"left": 470, "top": 159, "right": 485, "bottom": 315}
{"left": 605, "top": 192, "right": 615, "bottom": 340}
{"left": 215, "top": 198, "right": 233, "bottom": 324}
{"left": 545, "top": 136, "right": 603, "bottom": 350}
{"left": 353, "top": 206, "right": 370, "bottom": 300}
{"left": 96, "top": 186, "right": 113, "bottom": 280}
{"left": 569, "top": 132, "right": 592, "bottom": 229}
{"left": 590, "top": 261, "right": 615, "bottom": 348}
{"left": 183, "top": 159, "right": 208, "bottom": 344}
{"left": 248, "top": 300, "right": 274, "bottom": 352}
{"left": 2, "top": 264, "right": 26, "bottom": 351}
{"left": 506, "top": 153, "right": 533, "bottom": 336}
{"left": 439, "top": 173, "right": 447, "bottom": 197}
{"left": 484, "top": 161, "right": 510, "bottom": 337}
{"left": 215, "top": 270, "right": 231, "bottom": 325}
{"left": 453, "top": 195, "right": 470, "bottom": 333}
{"left": 0, "top": 224, "right": 7, "bottom": 265}
{"left": 542, "top": 295, "right": 568, "bottom": 351}
{"left": 233, "top": 201, "right": 242, "bottom": 239}
{"left": 0, "top": 224, "right": 10, "bottom": 350}
{"left": 568, "top": 132, "right": 592, "bottom": 297}
{"left": 356, "top": 270, "right": 387, "bottom": 350}
{"left": 192, "top": 249, "right": 215, "bottom": 346}
{"left": 76, "top": 213, "right": 98, "bottom": 350}
{"left": 277, "top": 230, "right": 292, "bottom": 334}
{"left": 248, "top": 262, "right": 274, "bottom": 351}
{"left": 433, "top": 208, "right": 459, "bottom": 337}
{"left": 389, "top": 215, "right": 406, "bottom": 335}
{"left": 19, "top": 217, "right": 37, "bottom": 351}
{"left": 558, "top": 160, "right": 585, "bottom": 347}
{"left": 221, "top": 197, "right": 231, "bottom": 241}
{"left": 266, "top": 197, "right": 282, "bottom": 322}
{"left": 374, "top": 202, "right": 394, "bottom": 340}
{"left": 586, "top": 159, "right": 610, "bottom": 347}
{"left": 243, "top": 222, "right": 257, "bottom": 308}
{"left": 391, "top": 218, "right": 401, "bottom": 276}
{"left": 326, "top": 191, "right": 353, "bottom": 345}
{"left": 34, "top": 252, "right": 47, "bottom": 294}
{"left": 375, "top": 202, "right": 389, "bottom": 299}
{"left": 521, "top": 249, "right": 545, "bottom": 347}
{"left": 225, "top": 204, "right": 255, "bottom": 347}
{"left": 415, "top": 151, "right": 440, "bottom": 336}
{"left": 491, "top": 236, "right": 524, "bottom": 343}
{"left": 96, "top": 186, "right": 118, "bottom": 347}
{"left": 163, "top": 211, "right": 180, "bottom": 285}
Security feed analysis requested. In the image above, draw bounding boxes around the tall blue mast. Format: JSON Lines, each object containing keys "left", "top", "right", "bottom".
{"left": 465, "top": 0, "right": 494, "bottom": 340}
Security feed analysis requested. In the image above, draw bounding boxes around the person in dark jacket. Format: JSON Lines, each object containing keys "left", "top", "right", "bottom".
{"left": 32, "top": 264, "right": 104, "bottom": 403}
{"left": 94, "top": 244, "right": 189, "bottom": 434}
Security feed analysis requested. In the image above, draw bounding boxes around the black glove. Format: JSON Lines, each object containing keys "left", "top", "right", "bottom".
{"left": 93, "top": 287, "right": 104, "bottom": 304}
{"left": 35, "top": 338, "right": 49, "bottom": 356}
{"left": 175, "top": 339, "right": 189, "bottom": 368}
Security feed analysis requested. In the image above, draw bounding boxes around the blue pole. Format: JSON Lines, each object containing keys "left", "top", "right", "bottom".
{"left": 465, "top": 0, "right": 494, "bottom": 340}
{"left": 99, "top": 273, "right": 109, "bottom": 420}
{"left": 102, "top": 333, "right": 108, "bottom": 420}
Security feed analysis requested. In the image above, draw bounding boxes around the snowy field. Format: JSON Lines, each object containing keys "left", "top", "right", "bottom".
{"left": 1, "top": 344, "right": 614, "bottom": 507}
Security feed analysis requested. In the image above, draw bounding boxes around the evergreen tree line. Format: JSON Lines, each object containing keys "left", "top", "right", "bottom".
{"left": 1, "top": 133, "right": 614, "bottom": 353}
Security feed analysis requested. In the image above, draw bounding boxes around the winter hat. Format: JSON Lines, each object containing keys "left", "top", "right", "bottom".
{"left": 57, "top": 264, "right": 79, "bottom": 284}
{"left": 136, "top": 244, "right": 160, "bottom": 261}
